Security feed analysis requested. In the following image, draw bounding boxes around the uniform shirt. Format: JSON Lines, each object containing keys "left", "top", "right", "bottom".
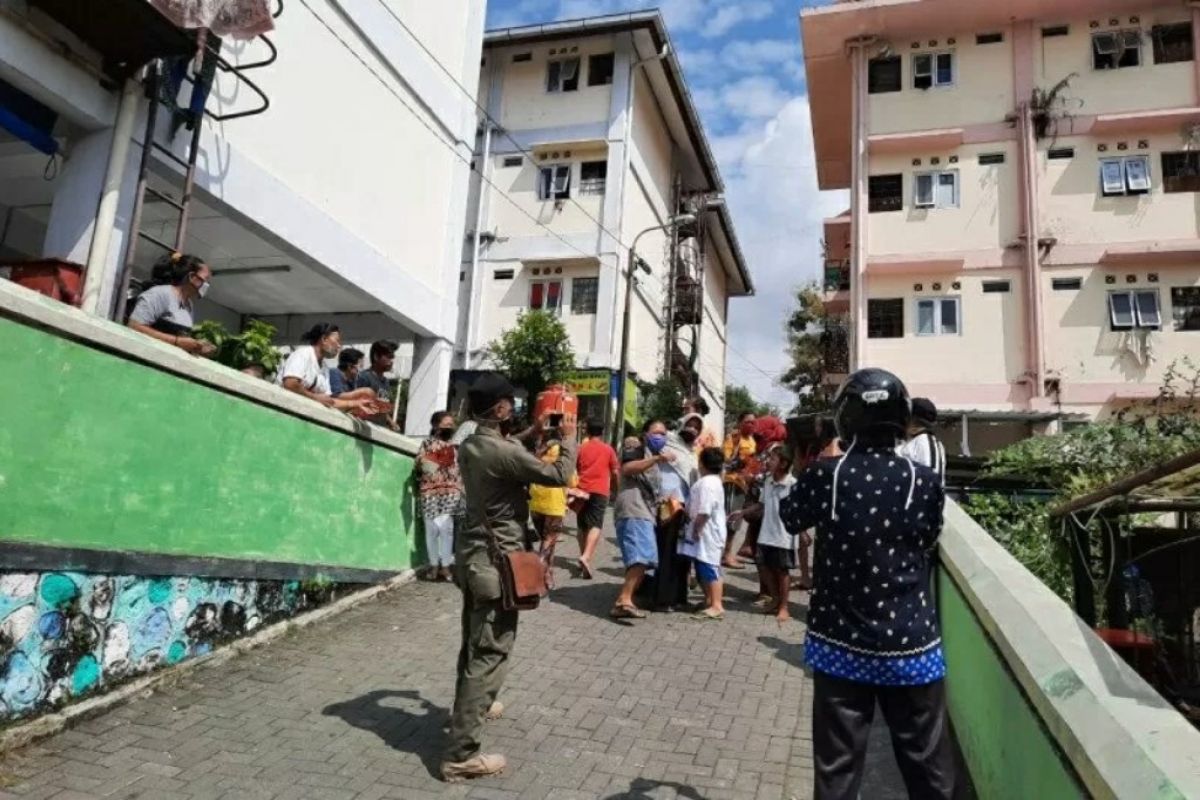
{"left": 679, "top": 474, "right": 727, "bottom": 565}
{"left": 756, "top": 473, "right": 798, "bottom": 550}
{"left": 780, "top": 445, "right": 946, "bottom": 686}
{"left": 457, "top": 426, "right": 576, "bottom": 603}
{"left": 276, "top": 347, "right": 330, "bottom": 394}
{"left": 128, "top": 285, "right": 193, "bottom": 334}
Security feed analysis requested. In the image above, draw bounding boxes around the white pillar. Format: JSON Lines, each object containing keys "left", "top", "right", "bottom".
{"left": 405, "top": 336, "right": 454, "bottom": 436}
{"left": 42, "top": 124, "right": 138, "bottom": 316}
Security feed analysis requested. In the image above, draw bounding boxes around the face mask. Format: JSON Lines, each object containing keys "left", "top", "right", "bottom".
{"left": 197, "top": 280, "right": 210, "bottom": 299}
{"left": 645, "top": 433, "right": 667, "bottom": 454}
{"left": 679, "top": 429, "right": 698, "bottom": 445}
{"left": 498, "top": 417, "right": 515, "bottom": 437}
{"left": 436, "top": 428, "right": 455, "bottom": 441}
{"left": 739, "top": 422, "right": 754, "bottom": 436}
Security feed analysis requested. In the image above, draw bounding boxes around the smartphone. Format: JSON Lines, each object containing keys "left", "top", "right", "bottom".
{"left": 549, "top": 413, "right": 564, "bottom": 426}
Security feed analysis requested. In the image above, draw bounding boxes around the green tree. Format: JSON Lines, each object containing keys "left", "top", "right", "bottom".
{"left": 485, "top": 310, "right": 576, "bottom": 397}
{"left": 639, "top": 375, "right": 685, "bottom": 428}
{"left": 724, "top": 384, "right": 778, "bottom": 429}
{"left": 780, "top": 282, "right": 834, "bottom": 413}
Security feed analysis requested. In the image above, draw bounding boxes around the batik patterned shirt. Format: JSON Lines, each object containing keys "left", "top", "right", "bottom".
{"left": 780, "top": 445, "right": 946, "bottom": 686}
{"left": 415, "top": 436, "right": 466, "bottom": 518}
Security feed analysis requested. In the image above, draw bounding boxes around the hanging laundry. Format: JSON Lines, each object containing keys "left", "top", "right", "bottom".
{"left": 150, "top": 0, "right": 275, "bottom": 40}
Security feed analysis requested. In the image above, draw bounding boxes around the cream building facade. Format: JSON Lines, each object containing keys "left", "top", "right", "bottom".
{"left": 803, "top": 0, "right": 1200, "bottom": 452}
{"left": 459, "top": 12, "right": 753, "bottom": 435}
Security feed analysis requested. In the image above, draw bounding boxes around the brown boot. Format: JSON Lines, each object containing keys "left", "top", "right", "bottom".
{"left": 440, "top": 753, "right": 506, "bottom": 783}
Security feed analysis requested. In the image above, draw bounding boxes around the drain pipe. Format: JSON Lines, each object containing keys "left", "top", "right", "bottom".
{"left": 80, "top": 77, "right": 141, "bottom": 316}
{"left": 463, "top": 122, "right": 493, "bottom": 369}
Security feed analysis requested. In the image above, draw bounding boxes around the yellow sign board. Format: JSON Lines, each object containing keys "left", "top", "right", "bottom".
{"left": 563, "top": 371, "right": 610, "bottom": 397}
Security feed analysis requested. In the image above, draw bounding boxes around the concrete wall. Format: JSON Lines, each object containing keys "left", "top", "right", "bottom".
{"left": 1035, "top": 8, "right": 1195, "bottom": 117}
{"left": 486, "top": 145, "right": 608, "bottom": 240}
{"left": 1038, "top": 133, "right": 1200, "bottom": 246}
{"left": 940, "top": 499, "right": 1200, "bottom": 799}
{"left": 496, "top": 37, "right": 616, "bottom": 131}
{"left": 864, "top": 270, "right": 1027, "bottom": 399}
{"left": 1041, "top": 264, "right": 1200, "bottom": 388}
{"left": 868, "top": 142, "right": 1020, "bottom": 257}
{"left": 475, "top": 259, "right": 600, "bottom": 354}
{"left": 869, "top": 29, "right": 1014, "bottom": 135}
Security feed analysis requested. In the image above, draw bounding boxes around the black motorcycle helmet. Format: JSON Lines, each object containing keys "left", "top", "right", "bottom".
{"left": 832, "top": 368, "right": 912, "bottom": 442}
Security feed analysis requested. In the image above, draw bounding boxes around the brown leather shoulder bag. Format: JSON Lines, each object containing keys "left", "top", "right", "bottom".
{"left": 483, "top": 518, "right": 547, "bottom": 611}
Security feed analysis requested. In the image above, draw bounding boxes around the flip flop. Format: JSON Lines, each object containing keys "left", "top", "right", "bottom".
{"left": 578, "top": 560, "right": 594, "bottom": 580}
{"left": 690, "top": 610, "right": 724, "bottom": 621}
{"left": 610, "top": 604, "right": 646, "bottom": 619}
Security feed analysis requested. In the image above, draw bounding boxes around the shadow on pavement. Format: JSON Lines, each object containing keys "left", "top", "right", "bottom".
{"left": 759, "top": 635, "right": 814, "bottom": 674}
{"left": 321, "top": 689, "right": 446, "bottom": 779}
{"left": 601, "top": 777, "right": 708, "bottom": 799}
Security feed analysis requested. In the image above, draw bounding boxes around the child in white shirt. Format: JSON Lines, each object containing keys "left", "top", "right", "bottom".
{"left": 680, "top": 447, "right": 728, "bottom": 620}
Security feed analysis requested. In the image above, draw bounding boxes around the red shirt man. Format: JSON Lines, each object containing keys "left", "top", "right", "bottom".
{"left": 573, "top": 420, "right": 619, "bottom": 578}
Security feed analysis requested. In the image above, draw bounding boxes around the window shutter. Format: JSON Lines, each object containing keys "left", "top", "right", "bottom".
{"left": 1124, "top": 157, "right": 1151, "bottom": 192}
{"left": 1100, "top": 159, "right": 1126, "bottom": 195}
{"left": 940, "top": 298, "right": 959, "bottom": 334}
{"left": 1135, "top": 290, "right": 1161, "bottom": 328}
{"left": 530, "top": 282, "right": 544, "bottom": 309}
{"left": 917, "top": 300, "right": 936, "bottom": 334}
{"left": 914, "top": 174, "right": 935, "bottom": 207}
{"left": 1109, "top": 292, "right": 1135, "bottom": 328}
{"left": 935, "top": 172, "right": 957, "bottom": 207}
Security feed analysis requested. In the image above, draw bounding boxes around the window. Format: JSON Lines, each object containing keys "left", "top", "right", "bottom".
{"left": 1048, "top": 146, "right": 1075, "bottom": 160}
{"left": 1172, "top": 287, "right": 1200, "bottom": 330}
{"left": 914, "top": 170, "right": 959, "bottom": 209}
{"left": 571, "top": 277, "right": 599, "bottom": 314}
{"left": 1162, "top": 151, "right": 1200, "bottom": 193}
{"left": 916, "top": 297, "right": 961, "bottom": 336}
{"left": 588, "top": 53, "right": 615, "bottom": 86}
{"left": 502, "top": 156, "right": 523, "bottom": 168}
{"left": 976, "top": 32, "right": 1004, "bottom": 45}
{"left": 493, "top": 269, "right": 514, "bottom": 280}
{"left": 1042, "top": 25, "right": 1070, "bottom": 38}
{"left": 547, "top": 58, "right": 580, "bottom": 92}
{"left": 1093, "top": 29, "right": 1142, "bottom": 70}
{"left": 868, "top": 56, "right": 902, "bottom": 93}
{"left": 513, "top": 52, "right": 532, "bottom": 63}
{"left": 538, "top": 165, "right": 571, "bottom": 200}
{"left": 912, "top": 51, "right": 954, "bottom": 89}
{"left": 867, "top": 298, "right": 904, "bottom": 338}
{"left": 529, "top": 280, "right": 563, "bottom": 313}
{"left": 1108, "top": 289, "right": 1160, "bottom": 330}
{"left": 982, "top": 280, "right": 1011, "bottom": 293}
{"left": 579, "top": 161, "right": 607, "bottom": 195}
{"left": 868, "top": 174, "right": 903, "bottom": 212}
{"left": 978, "top": 152, "right": 1006, "bottom": 165}
{"left": 1052, "top": 277, "right": 1083, "bottom": 291}
{"left": 1100, "top": 156, "right": 1150, "bottom": 196}
{"left": 1152, "top": 23, "right": 1194, "bottom": 64}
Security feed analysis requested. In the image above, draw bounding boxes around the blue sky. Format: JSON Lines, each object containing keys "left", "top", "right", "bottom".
{"left": 486, "top": 1, "right": 845, "bottom": 410}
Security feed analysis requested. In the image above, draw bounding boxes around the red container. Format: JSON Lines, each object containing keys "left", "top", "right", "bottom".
{"left": 6, "top": 259, "right": 84, "bottom": 307}
{"left": 534, "top": 384, "right": 579, "bottom": 426}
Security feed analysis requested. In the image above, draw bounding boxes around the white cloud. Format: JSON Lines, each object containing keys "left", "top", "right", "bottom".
{"left": 701, "top": 1, "right": 775, "bottom": 38}
{"left": 719, "top": 97, "right": 848, "bottom": 410}
{"left": 693, "top": 75, "right": 792, "bottom": 127}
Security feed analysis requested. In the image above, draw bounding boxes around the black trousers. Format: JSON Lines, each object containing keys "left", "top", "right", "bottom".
{"left": 813, "top": 673, "right": 956, "bottom": 800}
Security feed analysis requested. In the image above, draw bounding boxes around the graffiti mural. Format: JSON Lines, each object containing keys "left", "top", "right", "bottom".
{"left": 0, "top": 571, "right": 336, "bottom": 722}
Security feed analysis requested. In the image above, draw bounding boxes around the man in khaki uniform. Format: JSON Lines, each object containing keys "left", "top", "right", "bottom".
{"left": 441, "top": 375, "right": 577, "bottom": 782}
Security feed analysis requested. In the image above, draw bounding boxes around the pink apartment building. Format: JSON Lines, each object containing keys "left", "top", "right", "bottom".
{"left": 802, "top": 0, "right": 1200, "bottom": 454}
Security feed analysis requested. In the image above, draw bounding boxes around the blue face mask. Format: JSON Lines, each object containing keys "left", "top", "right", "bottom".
{"left": 645, "top": 433, "right": 667, "bottom": 454}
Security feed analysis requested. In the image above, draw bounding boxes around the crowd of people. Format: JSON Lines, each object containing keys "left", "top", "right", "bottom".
{"left": 415, "top": 368, "right": 954, "bottom": 798}
{"left": 127, "top": 251, "right": 403, "bottom": 426}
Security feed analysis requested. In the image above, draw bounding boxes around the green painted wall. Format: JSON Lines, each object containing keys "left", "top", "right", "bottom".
{"left": 0, "top": 317, "right": 419, "bottom": 572}
{"left": 939, "top": 570, "right": 1084, "bottom": 799}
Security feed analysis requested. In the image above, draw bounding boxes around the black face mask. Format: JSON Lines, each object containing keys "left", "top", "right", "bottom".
{"left": 498, "top": 417, "right": 515, "bottom": 437}
{"left": 436, "top": 428, "right": 455, "bottom": 441}
{"left": 679, "top": 429, "right": 699, "bottom": 445}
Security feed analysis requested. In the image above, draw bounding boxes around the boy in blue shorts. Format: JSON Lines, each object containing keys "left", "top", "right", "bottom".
{"left": 681, "top": 447, "right": 727, "bottom": 621}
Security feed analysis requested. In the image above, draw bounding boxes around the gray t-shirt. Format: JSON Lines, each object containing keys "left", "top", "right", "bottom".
{"left": 614, "top": 464, "right": 659, "bottom": 522}
{"left": 355, "top": 369, "right": 391, "bottom": 401}
{"left": 129, "top": 285, "right": 193, "bottom": 333}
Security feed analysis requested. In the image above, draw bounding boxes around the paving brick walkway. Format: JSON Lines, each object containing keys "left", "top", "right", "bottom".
{"left": 0, "top": 530, "right": 905, "bottom": 800}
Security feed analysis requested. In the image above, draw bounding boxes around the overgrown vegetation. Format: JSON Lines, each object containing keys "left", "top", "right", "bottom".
{"left": 724, "top": 384, "right": 778, "bottom": 428}
{"left": 639, "top": 375, "right": 685, "bottom": 427}
{"left": 964, "top": 358, "right": 1200, "bottom": 607}
{"left": 780, "top": 282, "right": 835, "bottom": 413}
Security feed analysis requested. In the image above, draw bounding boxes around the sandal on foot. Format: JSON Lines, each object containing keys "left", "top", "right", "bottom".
{"left": 578, "top": 559, "right": 594, "bottom": 580}
{"left": 690, "top": 610, "right": 724, "bottom": 621}
{"left": 610, "top": 604, "right": 646, "bottom": 619}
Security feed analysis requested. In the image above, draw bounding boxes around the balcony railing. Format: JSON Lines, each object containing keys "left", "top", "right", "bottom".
{"left": 824, "top": 261, "right": 850, "bottom": 293}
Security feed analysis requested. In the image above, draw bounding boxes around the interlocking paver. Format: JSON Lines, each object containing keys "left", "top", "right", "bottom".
{"left": 0, "top": 525, "right": 909, "bottom": 799}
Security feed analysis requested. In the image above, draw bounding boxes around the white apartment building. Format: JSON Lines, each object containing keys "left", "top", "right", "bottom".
{"left": 803, "top": 0, "right": 1200, "bottom": 454}
{"left": 458, "top": 12, "right": 754, "bottom": 435}
{"left": 0, "top": 0, "right": 485, "bottom": 434}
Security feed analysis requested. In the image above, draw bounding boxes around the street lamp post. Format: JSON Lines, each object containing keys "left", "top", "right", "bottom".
{"left": 612, "top": 213, "right": 697, "bottom": 447}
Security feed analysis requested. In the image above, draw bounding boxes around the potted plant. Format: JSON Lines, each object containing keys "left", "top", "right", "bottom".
{"left": 193, "top": 319, "right": 283, "bottom": 379}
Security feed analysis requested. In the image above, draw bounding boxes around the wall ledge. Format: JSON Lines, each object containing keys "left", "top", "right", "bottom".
{"left": 0, "top": 279, "right": 419, "bottom": 456}
{"left": 940, "top": 500, "right": 1200, "bottom": 799}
